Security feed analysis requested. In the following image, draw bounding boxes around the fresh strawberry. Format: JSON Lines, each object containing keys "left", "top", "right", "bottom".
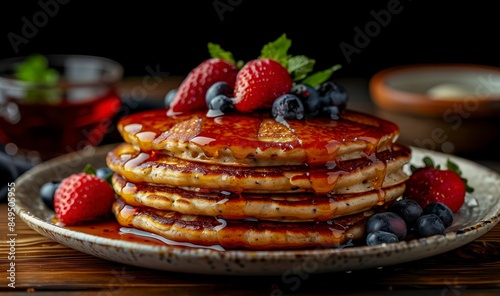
{"left": 404, "top": 157, "right": 473, "bottom": 212}
{"left": 54, "top": 171, "right": 116, "bottom": 225}
{"left": 233, "top": 58, "right": 293, "bottom": 112}
{"left": 168, "top": 58, "right": 238, "bottom": 113}
{"left": 166, "top": 34, "right": 342, "bottom": 115}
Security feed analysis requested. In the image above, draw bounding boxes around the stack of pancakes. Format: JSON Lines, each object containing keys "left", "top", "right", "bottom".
{"left": 106, "top": 109, "right": 411, "bottom": 250}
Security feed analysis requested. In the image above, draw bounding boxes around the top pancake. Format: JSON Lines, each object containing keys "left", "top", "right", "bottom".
{"left": 117, "top": 109, "right": 400, "bottom": 167}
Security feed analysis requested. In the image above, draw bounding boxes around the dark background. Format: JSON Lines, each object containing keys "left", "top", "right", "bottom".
{"left": 1, "top": 0, "right": 500, "bottom": 79}
{"left": 2, "top": 0, "right": 500, "bottom": 199}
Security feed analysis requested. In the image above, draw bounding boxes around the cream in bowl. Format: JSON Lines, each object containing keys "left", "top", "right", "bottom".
{"left": 369, "top": 63, "right": 500, "bottom": 117}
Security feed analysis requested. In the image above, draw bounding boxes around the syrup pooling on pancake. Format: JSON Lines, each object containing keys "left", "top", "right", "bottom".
{"left": 106, "top": 143, "right": 410, "bottom": 194}
{"left": 117, "top": 110, "right": 400, "bottom": 167}
{"left": 112, "top": 198, "right": 381, "bottom": 250}
{"left": 119, "top": 227, "right": 226, "bottom": 251}
{"left": 112, "top": 174, "right": 406, "bottom": 221}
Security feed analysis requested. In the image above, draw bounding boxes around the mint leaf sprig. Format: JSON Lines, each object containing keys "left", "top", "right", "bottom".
{"left": 259, "top": 33, "right": 342, "bottom": 87}
{"left": 207, "top": 33, "right": 342, "bottom": 88}
{"left": 208, "top": 42, "right": 245, "bottom": 68}
{"left": 302, "top": 64, "right": 342, "bottom": 87}
{"left": 15, "top": 54, "right": 59, "bottom": 84}
{"left": 14, "top": 54, "right": 62, "bottom": 104}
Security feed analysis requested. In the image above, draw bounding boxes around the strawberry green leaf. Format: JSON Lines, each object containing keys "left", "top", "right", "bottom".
{"left": 103, "top": 172, "right": 114, "bottom": 186}
{"left": 83, "top": 163, "right": 114, "bottom": 187}
{"left": 301, "top": 64, "right": 342, "bottom": 87}
{"left": 287, "top": 55, "right": 315, "bottom": 82}
{"left": 83, "top": 163, "right": 97, "bottom": 176}
{"left": 446, "top": 159, "right": 461, "bottom": 175}
{"left": 208, "top": 42, "right": 236, "bottom": 64}
{"left": 259, "top": 33, "right": 291, "bottom": 67}
{"left": 462, "top": 177, "right": 474, "bottom": 193}
{"left": 422, "top": 156, "right": 435, "bottom": 168}
{"left": 446, "top": 159, "right": 474, "bottom": 193}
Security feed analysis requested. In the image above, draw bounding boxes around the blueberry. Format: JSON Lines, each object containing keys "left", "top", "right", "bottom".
{"left": 164, "top": 89, "right": 177, "bottom": 108}
{"left": 366, "top": 212, "right": 407, "bottom": 240}
{"left": 304, "top": 95, "right": 322, "bottom": 117}
{"left": 290, "top": 83, "right": 318, "bottom": 99}
{"left": 96, "top": 167, "right": 113, "bottom": 179}
{"left": 366, "top": 230, "right": 399, "bottom": 246}
{"left": 423, "top": 202, "right": 454, "bottom": 228}
{"left": 316, "top": 81, "right": 348, "bottom": 114}
{"left": 207, "top": 94, "right": 235, "bottom": 117}
{"left": 206, "top": 82, "right": 233, "bottom": 107}
{"left": 321, "top": 105, "right": 341, "bottom": 120}
{"left": 327, "top": 86, "right": 348, "bottom": 110}
{"left": 290, "top": 84, "right": 321, "bottom": 116}
{"left": 316, "top": 81, "right": 346, "bottom": 97}
{"left": 40, "top": 181, "right": 60, "bottom": 210}
{"left": 414, "top": 214, "right": 446, "bottom": 237}
{"left": 388, "top": 198, "right": 423, "bottom": 225}
{"left": 271, "top": 94, "right": 305, "bottom": 120}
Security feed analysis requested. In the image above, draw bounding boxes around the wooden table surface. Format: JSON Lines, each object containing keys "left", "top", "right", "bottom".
{"left": 1, "top": 76, "right": 500, "bottom": 295}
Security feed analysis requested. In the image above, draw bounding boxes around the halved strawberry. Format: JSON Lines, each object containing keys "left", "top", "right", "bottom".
{"left": 233, "top": 58, "right": 293, "bottom": 112}
{"left": 168, "top": 58, "right": 238, "bottom": 113}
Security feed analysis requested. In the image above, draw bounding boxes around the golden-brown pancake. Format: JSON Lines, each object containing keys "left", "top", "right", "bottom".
{"left": 106, "top": 142, "right": 410, "bottom": 194}
{"left": 116, "top": 109, "right": 400, "bottom": 166}
{"left": 107, "top": 106, "right": 411, "bottom": 250}
{"left": 112, "top": 198, "right": 390, "bottom": 250}
{"left": 112, "top": 174, "right": 405, "bottom": 222}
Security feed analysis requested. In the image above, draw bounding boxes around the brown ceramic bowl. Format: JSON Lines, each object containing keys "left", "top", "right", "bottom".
{"left": 369, "top": 64, "right": 500, "bottom": 157}
{"left": 369, "top": 63, "right": 500, "bottom": 118}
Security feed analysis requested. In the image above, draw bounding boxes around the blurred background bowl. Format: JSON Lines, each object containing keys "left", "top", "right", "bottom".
{"left": 369, "top": 64, "right": 500, "bottom": 159}
{"left": 370, "top": 63, "right": 500, "bottom": 117}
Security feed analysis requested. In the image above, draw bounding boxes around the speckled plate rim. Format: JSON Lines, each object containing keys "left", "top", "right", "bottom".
{"left": 13, "top": 144, "right": 500, "bottom": 276}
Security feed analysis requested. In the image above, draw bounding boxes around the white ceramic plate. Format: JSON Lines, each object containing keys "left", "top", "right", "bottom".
{"left": 14, "top": 144, "right": 500, "bottom": 276}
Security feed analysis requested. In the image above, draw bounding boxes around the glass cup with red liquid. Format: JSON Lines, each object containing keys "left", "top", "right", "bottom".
{"left": 0, "top": 54, "right": 123, "bottom": 163}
